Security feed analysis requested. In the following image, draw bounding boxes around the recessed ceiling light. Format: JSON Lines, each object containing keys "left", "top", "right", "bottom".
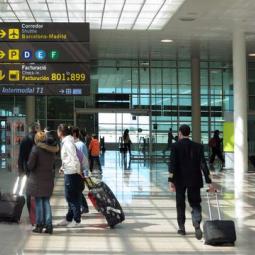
{"left": 179, "top": 17, "right": 196, "bottom": 22}
{"left": 248, "top": 53, "right": 255, "bottom": 57}
{"left": 161, "top": 39, "right": 173, "bottom": 43}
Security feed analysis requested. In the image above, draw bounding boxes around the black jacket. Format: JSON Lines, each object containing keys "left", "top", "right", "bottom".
{"left": 169, "top": 138, "right": 211, "bottom": 188}
{"left": 18, "top": 132, "right": 36, "bottom": 174}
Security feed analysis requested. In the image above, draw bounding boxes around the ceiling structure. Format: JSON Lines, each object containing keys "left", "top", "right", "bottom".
{"left": 0, "top": 0, "right": 185, "bottom": 30}
{"left": 0, "top": 0, "right": 255, "bottom": 60}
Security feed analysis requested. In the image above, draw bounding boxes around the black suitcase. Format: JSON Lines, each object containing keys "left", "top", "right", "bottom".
{"left": 0, "top": 176, "right": 26, "bottom": 223}
{"left": 203, "top": 192, "right": 236, "bottom": 245}
{"left": 84, "top": 177, "right": 125, "bottom": 228}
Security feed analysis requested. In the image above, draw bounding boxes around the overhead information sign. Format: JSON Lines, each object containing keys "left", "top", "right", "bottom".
{"left": 0, "top": 22, "right": 90, "bottom": 96}
{"left": 0, "top": 63, "right": 90, "bottom": 85}
{"left": 0, "top": 84, "right": 90, "bottom": 96}
{"left": 0, "top": 23, "right": 89, "bottom": 42}
{"left": 0, "top": 42, "right": 89, "bottom": 63}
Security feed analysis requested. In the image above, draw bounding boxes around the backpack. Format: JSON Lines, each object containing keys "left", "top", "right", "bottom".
{"left": 209, "top": 138, "right": 217, "bottom": 148}
{"left": 76, "top": 148, "right": 89, "bottom": 173}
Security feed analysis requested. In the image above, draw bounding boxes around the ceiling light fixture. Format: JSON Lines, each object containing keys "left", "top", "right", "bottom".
{"left": 248, "top": 53, "right": 255, "bottom": 57}
{"left": 161, "top": 39, "right": 173, "bottom": 43}
{"left": 179, "top": 17, "right": 196, "bottom": 22}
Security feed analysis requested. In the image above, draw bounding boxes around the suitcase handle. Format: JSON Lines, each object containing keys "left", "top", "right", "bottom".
{"left": 206, "top": 190, "right": 222, "bottom": 221}
{"left": 13, "top": 176, "right": 27, "bottom": 196}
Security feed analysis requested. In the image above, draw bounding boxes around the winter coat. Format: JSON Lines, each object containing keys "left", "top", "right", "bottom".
{"left": 26, "top": 142, "right": 59, "bottom": 197}
{"left": 61, "top": 135, "right": 80, "bottom": 175}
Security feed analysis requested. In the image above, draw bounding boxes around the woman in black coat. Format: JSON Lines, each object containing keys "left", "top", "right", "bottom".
{"left": 27, "top": 131, "right": 59, "bottom": 234}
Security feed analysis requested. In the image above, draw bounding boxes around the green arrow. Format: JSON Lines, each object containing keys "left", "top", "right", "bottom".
{"left": 0, "top": 30, "right": 6, "bottom": 39}
{"left": 0, "top": 50, "right": 5, "bottom": 59}
{"left": 0, "top": 70, "right": 5, "bottom": 81}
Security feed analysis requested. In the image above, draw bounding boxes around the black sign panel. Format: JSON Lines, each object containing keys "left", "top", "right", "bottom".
{"left": 0, "top": 63, "right": 90, "bottom": 85}
{"left": 0, "top": 42, "right": 89, "bottom": 63}
{"left": 0, "top": 23, "right": 89, "bottom": 42}
{"left": 0, "top": 84, "right": 90, "bottom": 96}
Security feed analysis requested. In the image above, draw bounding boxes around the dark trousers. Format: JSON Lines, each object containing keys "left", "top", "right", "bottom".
{"left": 124, "top": 143, "right": 131, "bottom": 155}
{"left": 64, "top": 174, "right": 82, "bottom": 223}
{"left": 175, "top": 186, "right": 202, "bottom": 228}
{"left": 90, "top": 156, "right": 102, "bottom": 171}
{"left": 210, "top": 148, "right": 225, "bottom": 164}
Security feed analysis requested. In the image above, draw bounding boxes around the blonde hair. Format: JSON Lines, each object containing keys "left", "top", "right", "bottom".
{"left": 34, "top": 131, "right": 46, "bottom": 144}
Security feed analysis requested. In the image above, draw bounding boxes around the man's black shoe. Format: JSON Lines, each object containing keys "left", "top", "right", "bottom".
{"left": 81, "top": 208, "right": 89, "bottom": 214}
{"left": 177, "top": 227, "right": 186, "bottom": 236}
{"left": 195, "top": 227, "right": 203, "bottom": 240}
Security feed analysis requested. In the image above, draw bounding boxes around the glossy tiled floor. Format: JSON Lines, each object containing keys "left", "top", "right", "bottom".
{"left": 0, "top": 151, "right": 255, "bottom": 255}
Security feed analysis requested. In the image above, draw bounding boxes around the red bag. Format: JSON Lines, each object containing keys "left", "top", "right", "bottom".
{"left": 29, "top": 197, "right": 36, "bottom": 226}
{"left": 88, "top": 192, "right": 99, "bottom": 211}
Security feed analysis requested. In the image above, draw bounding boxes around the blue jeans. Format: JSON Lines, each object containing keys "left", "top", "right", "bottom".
{"left": 35, "top": 197, "right": 52, "bottom": 226}
{"left": 64, "top": 174, "right": 82, "bottom": 223}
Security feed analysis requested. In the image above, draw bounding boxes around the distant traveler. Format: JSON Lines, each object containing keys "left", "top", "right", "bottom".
{"left": 169, "top": 125, "right": 214, "bottom": 240}
{"left": 209, "top": 130, "right": 225, "bottom": 168}
{"left": 123, "top": 129, "right": 132, "bottom": 155}
{"left": 27, "top": 131, "right": 59, "bottom": 234}
{"left": 72, "top": 127, "right": 89, "bottom": 214}
{"left": 80, "top": 129, "right": 87, "bottom": 144}
{"left": 89, "top": 134, "right": 102, "bottom": 173}
{"left": 18, "top": 122, "right": 40, "bottom": 218}
{"left": 57, "top": 124, "right": 84, "bottom": 228}
{"left": 73, "top": 127, "right": 89, "bottom": 158}
{"left": 163, "top": 128, "right": 174, "bottom": 154}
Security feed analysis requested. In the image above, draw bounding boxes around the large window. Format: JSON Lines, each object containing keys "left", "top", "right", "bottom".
{"left": 99, "top": 113, "right": 149, "bottom": 144}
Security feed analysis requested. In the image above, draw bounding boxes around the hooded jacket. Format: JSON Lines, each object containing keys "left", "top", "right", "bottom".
{"left": 61, "top": 135, "right": 81, "bottom": 175}
{"left": 26, "top": 142, "right": 59, "bottom": 198}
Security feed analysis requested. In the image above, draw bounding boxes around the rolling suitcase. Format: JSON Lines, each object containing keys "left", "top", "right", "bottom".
{"left": 203, "top": 191, "right": 236, "bottom": 246}
{"left": 0, "top": 176, "right": 26, "bottom": 223}
{"left": 84, "top": 177, "right": 125, "bottom": 228}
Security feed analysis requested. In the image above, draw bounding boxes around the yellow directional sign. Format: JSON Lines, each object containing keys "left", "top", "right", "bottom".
{"left": 0, "top": 29, "right": 6, "bottom": 39}
{"left": 0, "top": 50, "right": 5, "bottom": 59}
{"left": 9, "top": 70, "right": 20, "bottom": 81}
{"left": 8, "top": 49, "right": 19, "bottom": 61}
{"left": 8, "top": 29, "right": 19, "bottom": 40}
{"left": 0, "top": 70, "right": 5, "bottom": 81}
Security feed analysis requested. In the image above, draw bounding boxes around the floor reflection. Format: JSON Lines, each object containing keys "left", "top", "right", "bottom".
{"left": 0, "top": 151, "right": 255, "bottom": 255}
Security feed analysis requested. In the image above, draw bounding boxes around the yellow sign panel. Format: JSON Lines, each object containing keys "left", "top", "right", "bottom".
{"left": 8, "top": 29, "right": 19, "bottom": 40}
{"left": 0, "top": 50, "right": 5, "bottom": 59}
{"left": 0, "top": 29, "right": 6, "bottom": 39}
{"left": 0, "top": 70, "right": 5, "bottom": 81}
{"left": 8, "top": 49, "right": 19, "bottom": 61}
{"left": 223, "top": 122, "right": 234, "bottom": 152}
{"left": 9, "top": 70, "right": 20, "bottom": 81}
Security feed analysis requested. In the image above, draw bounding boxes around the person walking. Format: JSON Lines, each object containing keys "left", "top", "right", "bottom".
{"left": 209, "top": 130, "right": 225, "bottom": 169}
{"left": 123, "top": 129, "right": 132, "bottom": 155}
{"left": 169, "top": 125, "right": 214, "bottom": 240}
{"left": 72, "top": 127, "right": 90, "bottom": 214}
{"left": 57, "top": 124, "right": 84, "bottom": 228}
{"left": 27, "top": 131, "right": 59, "bottom": 234}
{"left": 89, "top": 134, "right": 102, "bottom": 173}
{"left": 163, "top": 128, "right": 174, "bottom": 154}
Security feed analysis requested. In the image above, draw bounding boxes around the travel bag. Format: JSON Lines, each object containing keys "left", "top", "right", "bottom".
{"left": 203, "top": 191, "right": 236, "bottom": 246}
{"left": 84, "top": 177, "right": 125, "bottom": 228}
{"left": 0, "top": 176, "right": 26, "bottom": 223}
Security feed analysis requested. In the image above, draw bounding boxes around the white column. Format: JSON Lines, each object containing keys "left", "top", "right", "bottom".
{"left": 233, "top": 30, "right": 248, "bottom": 198}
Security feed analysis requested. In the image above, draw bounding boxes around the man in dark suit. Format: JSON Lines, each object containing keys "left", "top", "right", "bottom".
{"left": 168, "top": 125, "right": 214, "bottom": 240}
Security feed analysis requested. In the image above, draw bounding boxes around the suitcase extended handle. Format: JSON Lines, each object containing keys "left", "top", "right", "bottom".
{"left": 206, "top": 191, "right": 222, "bottom": 221}
{"left": 13, "top": 176, "right": 27, "bottom": 196}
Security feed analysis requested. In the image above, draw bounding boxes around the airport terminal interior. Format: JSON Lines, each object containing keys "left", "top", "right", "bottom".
{"left": 0, "top": 0, "right": 255, "bottom": 254}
